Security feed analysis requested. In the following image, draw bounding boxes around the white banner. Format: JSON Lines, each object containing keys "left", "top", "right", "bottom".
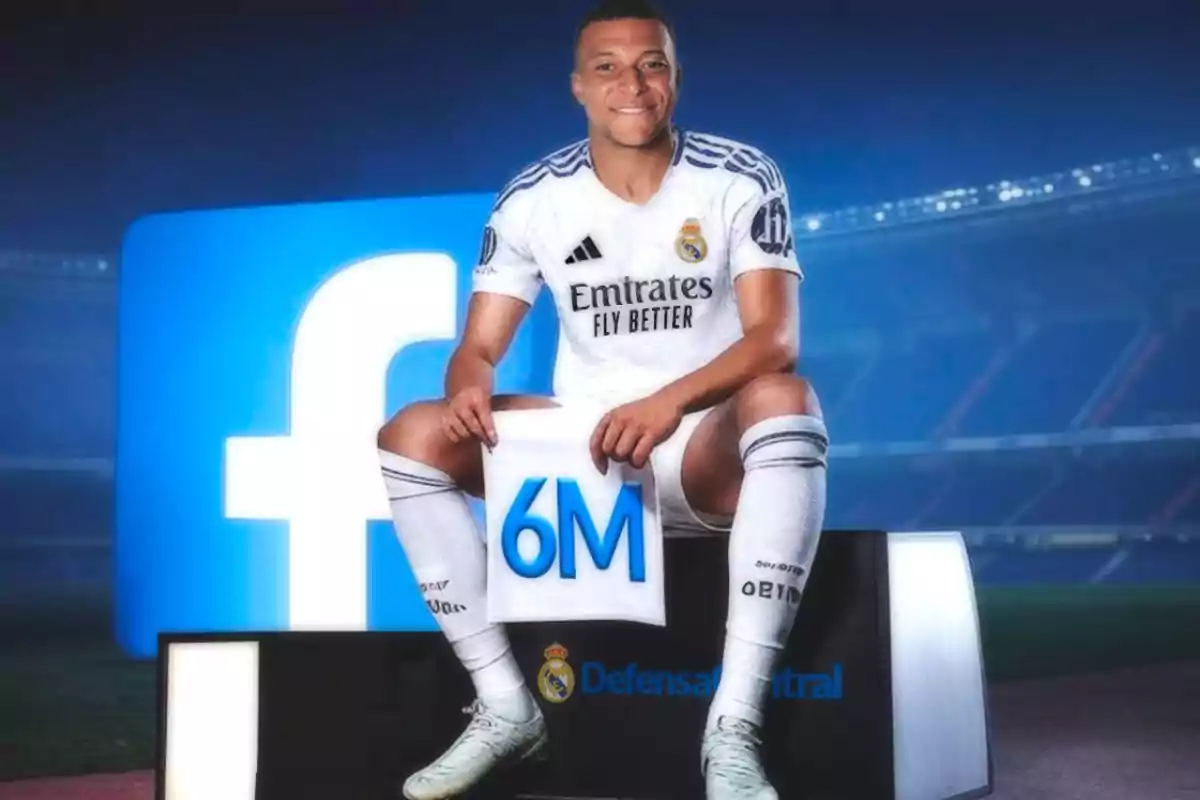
{"left": 483, "top": 405, "right": 666, "bottom": 627}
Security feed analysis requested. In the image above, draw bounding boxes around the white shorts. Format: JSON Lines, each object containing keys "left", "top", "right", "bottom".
{"left": 648, "top": 407, "right": 733, "bottom": 534}
{"left": 542, "top": 397, "right": 732, "bottom": 534}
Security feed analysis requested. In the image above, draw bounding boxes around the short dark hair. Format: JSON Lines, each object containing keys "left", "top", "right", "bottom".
{"left": 575, "top": 0, "right": 675, "bottom": 51}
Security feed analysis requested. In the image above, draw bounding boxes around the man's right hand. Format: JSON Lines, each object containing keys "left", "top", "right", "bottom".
{"left": 443, "top": 386, "right": 498, "bottom": 448}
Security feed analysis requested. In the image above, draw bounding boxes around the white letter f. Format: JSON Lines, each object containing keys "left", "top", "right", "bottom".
{"left": 224, "top": 253, "right": 457, "bottom": 629}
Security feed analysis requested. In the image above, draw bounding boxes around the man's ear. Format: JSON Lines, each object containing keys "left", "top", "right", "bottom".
{"left": 571, "top": 71, "right": 585, "bottom": 106}
{"left": 675, "top": 65, "right": 683, "bottom": 94}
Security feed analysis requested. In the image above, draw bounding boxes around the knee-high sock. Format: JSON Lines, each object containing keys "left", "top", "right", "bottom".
{"left": 708, "top": 414, "right": 829, "bottom": 730}
{"left": 379, "top": 449, "right": 532, "bottom": 716}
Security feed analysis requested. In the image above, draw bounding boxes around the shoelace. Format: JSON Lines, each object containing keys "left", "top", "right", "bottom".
{"left": 460, "top": 699, "right": 500, "bottom": 729}
{"left": 705, "top": 720, "right": 769, "bottom": 790}
{"left": 420, "top": 701, "right": 506, "bottom": 776}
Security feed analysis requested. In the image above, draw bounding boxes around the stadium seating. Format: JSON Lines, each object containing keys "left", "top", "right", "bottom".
{"left": 1112, "top": 539, "right": 1200, "bottom": 583}
{"left": 2, "top": 154, "right": 1199, "bottom": 595}
{"left": 1108, "top": 311, "right": 1200, "bottom": 427}
{"left": 953, "top": 317, "right": 1142, "bottom": 436}
{"left": 827, "top": 331, "right": 1000, "bottom": 442}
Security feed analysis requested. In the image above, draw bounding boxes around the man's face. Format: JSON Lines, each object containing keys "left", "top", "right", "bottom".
{"left": 572, "top": 17, "right": 678, "bottom": 148}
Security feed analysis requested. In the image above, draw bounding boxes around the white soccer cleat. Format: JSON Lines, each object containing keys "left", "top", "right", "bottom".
{"left": 701, "top": 716, "right": 780, "bottom": 800}
{"left": 401, "top": 698, "right": 548, "bottom": 800}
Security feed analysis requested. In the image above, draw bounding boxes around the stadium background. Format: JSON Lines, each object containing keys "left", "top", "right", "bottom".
{"left": 1, "top": 0, "right": 1199, "bottom": 793}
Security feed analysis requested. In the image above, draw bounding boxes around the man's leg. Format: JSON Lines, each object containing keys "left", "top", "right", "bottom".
{"left": 377, "top": 394, "right": 556, "bottom": 800}
{"left": 680, "top": 374, "right": 828, "bottom": 799}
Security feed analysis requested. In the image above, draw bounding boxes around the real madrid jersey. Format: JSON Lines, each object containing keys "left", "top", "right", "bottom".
{"left": 472, "top": 130, "right": 803, "bottom": 405}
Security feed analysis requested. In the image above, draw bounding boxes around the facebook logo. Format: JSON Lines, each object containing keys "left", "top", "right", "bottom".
{"left": 115, "top": 194, "right": 558, "bottom": 658}
{"left": 501, "top": 478, "right": 646, "bottom": 582}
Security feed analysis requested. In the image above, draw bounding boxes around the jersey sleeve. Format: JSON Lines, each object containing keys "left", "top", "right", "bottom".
{"left": 726, "top": 165, "right": 804, "bottom": 283}
{"left": 471, "top": 200, "right": 543, "bottom": 305}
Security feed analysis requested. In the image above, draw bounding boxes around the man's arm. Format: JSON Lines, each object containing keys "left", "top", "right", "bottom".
{"left": 658, "top": 164, "right": 804, "bottom": 413}
{"left": 444, "top": 292, "right": 533, "bottom": 398}
{"left": 590, "top": 164, "right": 805, "bottom": 471}
{"left": 442, "top": 196, "right": 543, "bottom": 444}
{"left": 590, "top": 270, "right": 800, "bottom": 471}
{"left": 450, "top": 196, "right": 544, "bottom": 398}
{"left": 656, "top": 270, "right": 800, "bottom": 414}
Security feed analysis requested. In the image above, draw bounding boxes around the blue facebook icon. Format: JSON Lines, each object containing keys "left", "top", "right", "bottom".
{"left": 116, "top": 193, "right": 557, "bottom": 658}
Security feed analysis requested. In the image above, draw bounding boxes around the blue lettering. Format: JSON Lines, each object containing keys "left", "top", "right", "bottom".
{"left": 573, "top": 662, "right": 844, "bottom": 700}
{"left": 500, "top": 478, "right": 557, "bottom": 578}
{"left": 556, "top": 479, "right": 646, "bottom": 582}
{"left": 812, "top": 663, "right": 842, "bottom": 699}
{"left": 500, "top": 477, "right": 647, "bottom": 581}
{"left": 769, "top": 664, "right": 844, "bottom": 699}
{"left": 666, "top": 671, "right": 690, "bottom": 696}
{"left": 581, "top": 662, "right": 606, "bottom": 693}
{"left": 774, "top": 667, "right": 800, "bottom": 699}
{"left": 606, "top": 663, "right": 638, "bottom": 695}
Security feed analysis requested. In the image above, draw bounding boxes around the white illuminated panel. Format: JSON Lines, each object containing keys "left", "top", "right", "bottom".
{"left": 164, "top": 641, "right": 260, "bottom": 800}
{"left": 224, "top": 253, "right": 458, "bottom": 630}
{"left": 888, "top": 531, "right": 990, "bottom": 800}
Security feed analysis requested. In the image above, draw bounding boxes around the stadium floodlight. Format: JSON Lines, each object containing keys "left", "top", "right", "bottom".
{"left": 795, "top": 142, "right": 1198, "bottom": 238}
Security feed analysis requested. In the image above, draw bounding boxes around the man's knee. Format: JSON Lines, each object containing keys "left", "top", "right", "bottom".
{"left": 376, "top": 394, "right": 554, "bottom": 487}
{"left": 732, "top": 373, "right": 819, "bottom": 429}
{"left": 377, "top": 400, "right": 449, "bottom": 462}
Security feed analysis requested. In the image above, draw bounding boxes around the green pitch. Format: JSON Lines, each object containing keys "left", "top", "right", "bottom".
{"left": 0, "top": 587, "right": 153, "bottom": 781}
{"left": 977, "top": 582, "right": 1200, "bottom": 681}
{"left": 2, "top": 582, "right": 1199, "bottom": 781}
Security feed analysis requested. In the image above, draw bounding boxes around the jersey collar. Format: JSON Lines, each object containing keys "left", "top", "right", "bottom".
{"left": 586, "top": 127, "right": 685, "bottom": 210}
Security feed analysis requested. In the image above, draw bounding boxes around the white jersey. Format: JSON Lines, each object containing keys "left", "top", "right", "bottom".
{"left": 472, "top": 130, "right": 803, "bottom": 405}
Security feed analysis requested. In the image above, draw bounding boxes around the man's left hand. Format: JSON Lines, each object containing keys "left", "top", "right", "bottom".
{"left": 589, "top": 392, "right": 685, "bottom": 474}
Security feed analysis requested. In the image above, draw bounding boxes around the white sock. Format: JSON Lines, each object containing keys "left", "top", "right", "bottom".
{"left": 708, "top": 415, "right": 828, "bottom": 731}
{"left": 379, "top": 449, "right": 534, "bottom": 721}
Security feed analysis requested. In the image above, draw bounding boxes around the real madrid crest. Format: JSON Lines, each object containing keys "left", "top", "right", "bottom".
{"left": 537, "top": 642, "right": 575, "bottom": 703}
{"left": 674, "top": 218, "right": 708, "bottom": 264}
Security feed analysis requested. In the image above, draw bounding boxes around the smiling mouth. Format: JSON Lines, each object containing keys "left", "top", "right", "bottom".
{"left": 614, "top": 107, "right": 652, "bottom": 115}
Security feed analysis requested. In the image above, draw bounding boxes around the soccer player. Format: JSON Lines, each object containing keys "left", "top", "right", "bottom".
{"left": 377, "top": 1, "right": 827, "bottom": 797}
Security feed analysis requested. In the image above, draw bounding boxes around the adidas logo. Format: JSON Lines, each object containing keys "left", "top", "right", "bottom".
{"left": 565, "top": 236, "right": 603, "bottom": 264}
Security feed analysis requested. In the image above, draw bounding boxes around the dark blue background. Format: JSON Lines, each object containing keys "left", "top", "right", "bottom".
{"left": 2, "top": 0, "right": 1198, "bottom": 249}
{"left": 1, "top": 2, "right": 1199, "bottom": 784}
{"left": 1, "top": 1, "right": 1198, "bottom": 605}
